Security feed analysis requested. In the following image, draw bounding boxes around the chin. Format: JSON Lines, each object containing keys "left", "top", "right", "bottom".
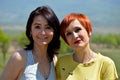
{"left": 39, "top": 42, "right": 49, "bottom": 45}
{"left": 72, "top": 44, "right": 84, "bottom": 48}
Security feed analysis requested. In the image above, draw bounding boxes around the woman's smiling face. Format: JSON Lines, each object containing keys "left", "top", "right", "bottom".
{"left": 31, "top": 15, "right": 54, "bottom": 46}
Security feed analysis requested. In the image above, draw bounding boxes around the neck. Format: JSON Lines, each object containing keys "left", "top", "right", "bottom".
{"left": 73, "top": 45, "right": 96, "bottom": 64}
{"left": 32, "top": 44, "right": 49, "bottom": 63}
{"left": 33, "top": 43, "right": 48, "bottom": 56}
{"left": 32, "top": 44, "right": 50, "bottom": 79}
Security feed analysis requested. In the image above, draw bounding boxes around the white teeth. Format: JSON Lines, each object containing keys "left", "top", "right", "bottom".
{"left": 38, "top": 36, "right": 47, "bottom": 41}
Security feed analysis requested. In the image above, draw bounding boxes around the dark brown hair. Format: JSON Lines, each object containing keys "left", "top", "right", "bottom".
{"left": 25, "top": 6, "right": 60, "bottom": 61}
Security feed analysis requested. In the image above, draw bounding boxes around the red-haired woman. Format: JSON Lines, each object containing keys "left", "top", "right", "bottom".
{"left": 56, "top": 13, "right": 118, "bottom": 80}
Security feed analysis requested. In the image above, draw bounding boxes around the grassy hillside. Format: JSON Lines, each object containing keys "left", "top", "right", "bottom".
{"left": 0, "top": 29, "right": 120, "bottom": 79}
{"left": 0, "top": 48, "right": 120, "bottom": 78}
{"left": 3, "top": 29, "right": 24, "bottom": 37}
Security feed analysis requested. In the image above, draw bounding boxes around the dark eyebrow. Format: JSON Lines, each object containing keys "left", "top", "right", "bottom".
{"left": 33, "top": 23, "right": 41, "bottom": 25}
{"left": 33, "top": 23, "right": 49, "bottom": 26}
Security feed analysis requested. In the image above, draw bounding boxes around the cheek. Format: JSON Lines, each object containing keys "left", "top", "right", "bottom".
{"left": 49, "top": 31, "right": 54, "bottom": 36}
{"left": 49, "top": 32, "right": 54, "bottom": 39}
{"left": 31, "top": 28, "right": 37, "bottom": 34}
{"left": 81, "top": 30, "right": 89, "bottom": 38}
{"left": 50, "top": 31, "right": 54, "bottom": 35}
{"left": 31, "top": 30, "right": 38, "bottom": 37}
{"left": 82, "top": 33, "right": 90, "bottom": 42}
{"left": 66, "top": 37, "right": 72, "bottom": 45}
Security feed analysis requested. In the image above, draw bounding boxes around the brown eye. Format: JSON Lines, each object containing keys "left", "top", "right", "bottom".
{"left": 35, "top": 26, "right": 40, "bottom": 29}
{"left": 46, "top": 26, "right": 52, "bottom": 30}
{"left": 75, "top": 28, "right": 81, "bottom": 33}
{"left": 66, "top": 32, "right": 72, "bottom": 36}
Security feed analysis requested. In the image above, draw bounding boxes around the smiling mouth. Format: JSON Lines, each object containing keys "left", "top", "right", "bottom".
{"left": 37, "top": 36, "right": 48, "bottom": 41}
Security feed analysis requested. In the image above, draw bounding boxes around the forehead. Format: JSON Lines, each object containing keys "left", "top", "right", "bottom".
{"left": 66, "top": 19, "right": 83, "bottom": 31}
{"left": 33, "top": 15, "right": 48, "bottom": 24}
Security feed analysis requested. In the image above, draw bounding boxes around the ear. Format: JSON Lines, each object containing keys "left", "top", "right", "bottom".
{"left": 89, "top": 32, "right": 92, "bottom": 37}
{"left": 30, "top": 31, "right": 32, "bottom": 37}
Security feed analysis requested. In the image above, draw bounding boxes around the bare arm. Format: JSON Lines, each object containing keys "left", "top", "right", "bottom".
{"left": 0, "top": 50, "right": 26, "bottom": 80}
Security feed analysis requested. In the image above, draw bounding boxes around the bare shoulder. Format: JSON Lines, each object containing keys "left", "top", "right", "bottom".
{"left": 10, "top": 49, "right": 28, "bottom": 71}
{"left": 12, "top": 49, "right": 27, "bottom": 61}
{"left": 8, "top": 49, "right": 27, "bottom": 65}
{"left": 0, "top": 49, "right": 27, "bottom": 80}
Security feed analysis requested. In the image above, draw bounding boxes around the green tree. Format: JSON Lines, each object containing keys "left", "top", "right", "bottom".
{"left": 0, "top": 28, "right": 11, "bottom": 61}
{"left": 17, "top": 32, "right": 29, "bottom": 48}
{"left": 91, "top": 33, "right": 120, "bottom": 48}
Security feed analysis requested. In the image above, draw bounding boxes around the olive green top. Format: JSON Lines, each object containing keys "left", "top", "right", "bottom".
{"left": 56, "top": 53, "right": 118, "bottom": 80}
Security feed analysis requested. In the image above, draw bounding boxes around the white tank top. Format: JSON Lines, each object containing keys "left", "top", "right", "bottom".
{"left": 20, "top": 50, "right": 56, "bottom": 80}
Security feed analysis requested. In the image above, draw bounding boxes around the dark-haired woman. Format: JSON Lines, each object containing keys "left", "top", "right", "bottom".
{"left": 0, "top": 6, "right": 60, "bottom": 80}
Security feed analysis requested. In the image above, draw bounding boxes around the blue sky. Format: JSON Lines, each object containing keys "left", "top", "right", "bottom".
{"left": 0, "top": 0, "right": 120, "bottom": 33}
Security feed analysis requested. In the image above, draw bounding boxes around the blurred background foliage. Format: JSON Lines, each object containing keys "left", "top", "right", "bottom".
{"left": 0, "top": 28, "right": 120, "bottom": 78}
{"left": 0, "top": 28, "right": 120, "bottom": 59}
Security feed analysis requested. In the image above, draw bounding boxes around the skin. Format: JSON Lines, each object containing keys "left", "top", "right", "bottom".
{"left": 0, "top": 50, "right": 27, "bottom": 80}
{"left": 0, "top": 15, "right": 55, "bottom": 80}
{"left": 65, "top": 19, "right": 96, "bottom": 64}
{"left": 64, "top": 19, "right": 118, "bottom": 80}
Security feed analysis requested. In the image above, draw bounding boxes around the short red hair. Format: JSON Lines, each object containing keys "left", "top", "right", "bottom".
{"left": 60, "top": 13, "right": 92, "bottom": 44}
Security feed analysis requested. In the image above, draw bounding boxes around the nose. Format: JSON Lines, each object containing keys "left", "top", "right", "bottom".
{"left": 73, "top": 32, "right": 78, "bottom": 38}
{"left": 40, "top": 29, "right": 46, "bottom": 35}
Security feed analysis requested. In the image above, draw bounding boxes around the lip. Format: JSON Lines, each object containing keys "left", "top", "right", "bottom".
{"left": 74, "top": 40, "right": 81, "bottom": 44}
{"left": 37, "top": 36, "right": 48, "bottom": 41}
